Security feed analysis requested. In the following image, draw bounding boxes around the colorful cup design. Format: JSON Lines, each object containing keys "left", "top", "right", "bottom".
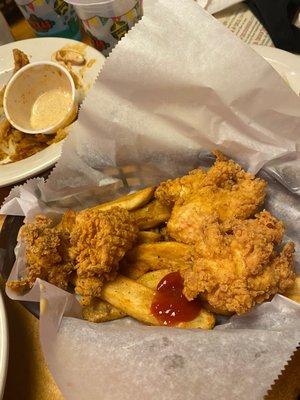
{"left": 77, "top": 0, "right": 143, "bottom": 56}
{"left": 16, "top": 0, "right": 81, "bottom": 40}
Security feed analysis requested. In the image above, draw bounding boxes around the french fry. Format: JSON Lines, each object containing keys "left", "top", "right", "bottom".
{"left": 137, "top": 269, "right": 172, "bottom": 289}
{"left": 131, "top": 199, "right": 171, "bottom": 229}
{"left": 82, "top": 299, "right": 126, "bottom": 323}
{"left": 91, "top": 187, "right": 155, "bottom": 212}
{"left": 137, "top": 231, "right": 162, "bottom": 243}
{"left": 121, "top": 242, "right": 192, "bottom": 279}
{"left": 101, "top": 275, "right": 215, "bottom": 329}
{"left": 283, "top": 276, "right": 300, "bottom": 303}
{"left": 137, "top": 270, "right": 233, "bottom": 317}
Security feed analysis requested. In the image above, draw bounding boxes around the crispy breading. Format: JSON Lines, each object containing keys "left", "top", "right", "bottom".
{"left": 74, "top": 276, "right": 104, "bottom": 305}
{"left": 70, "top": 207, "right": 138, "bottom": 279}
{"left": 155, "top": 168, "right": 207, "bottom": 207}
{"left": 8, "top": 215, "right": 74, "bottom": 293}
{"left": 9, "top": 208, "right": 138, "bottom": 299}
{"left": 156, "top": 153, "right": 267, "bottom": 244}
{"left": 182, "top": 211, "right": 295, "bottom": 314}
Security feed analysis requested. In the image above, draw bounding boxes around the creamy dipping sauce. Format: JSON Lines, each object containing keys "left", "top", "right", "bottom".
{"left": 30, "top": 88, "right": 72, "bottom": 130}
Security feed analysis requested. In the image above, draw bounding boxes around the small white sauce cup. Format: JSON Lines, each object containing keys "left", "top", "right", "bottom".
{"left": 3, "top": 61, "right": 77, "bottom": 135}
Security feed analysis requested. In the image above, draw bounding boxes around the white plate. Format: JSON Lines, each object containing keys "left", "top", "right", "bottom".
{"left": 0, "top": 291, "right": 8, "bottom": 400}
{"left": 0, "top": 37, "right": 105, "bottom": 188}
{"left": 252, "top": 45, "right": 300, "bottom": 95}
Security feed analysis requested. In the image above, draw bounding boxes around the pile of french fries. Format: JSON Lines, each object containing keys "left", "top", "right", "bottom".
{"left": 82, "top": 187, "right": 215, "bottom": 330}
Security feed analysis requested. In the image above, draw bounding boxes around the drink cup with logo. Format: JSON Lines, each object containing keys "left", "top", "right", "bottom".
{"left": 15, "top": 0, "right": 81, "bottom": 40}
{"left": 65, "top": 0, "right": 143, "bottom": 56}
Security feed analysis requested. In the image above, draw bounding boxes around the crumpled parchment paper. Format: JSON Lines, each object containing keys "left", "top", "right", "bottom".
{"left": 197, "top": 0, "right": 242, "bottom": 14}
{"left": 1, "top": 0, "right": 300, "bottom": 399}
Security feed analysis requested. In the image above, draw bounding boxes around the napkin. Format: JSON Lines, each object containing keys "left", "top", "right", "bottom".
{"left": 1, "top": 0, "right": 300, "bottom": 399}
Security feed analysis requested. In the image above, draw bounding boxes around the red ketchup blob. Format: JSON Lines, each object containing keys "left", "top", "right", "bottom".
{"left": 151, "top": 271, "right": 201, "bottom": 326}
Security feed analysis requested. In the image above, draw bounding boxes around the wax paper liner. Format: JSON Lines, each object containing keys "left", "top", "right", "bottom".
{"left": 1, "top": 0, "right": 300, "bottom": 398}
{"left": 197, "top": 0, "right": 242, "bottom": 15}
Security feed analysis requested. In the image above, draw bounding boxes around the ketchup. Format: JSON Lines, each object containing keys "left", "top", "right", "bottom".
{"left": 151, "top": 271, "right": 201, "bottom": 326}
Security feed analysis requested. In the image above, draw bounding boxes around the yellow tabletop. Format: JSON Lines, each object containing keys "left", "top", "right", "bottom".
{"left": 1, "top": 16, "right": 300, "bottom": 400}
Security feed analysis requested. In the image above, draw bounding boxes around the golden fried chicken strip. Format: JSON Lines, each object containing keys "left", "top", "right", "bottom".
{"left": 156, "top": 153, "right": 267, "bottom": 244}
{"left": 8, "top": 207, "right": 138, "bottom": 300}
{"left": 182, "top": 211, "right": 295, "bottom": 315}
{"left": 71, "top": 207, "right": 138, "bottom": 301}
{"left": 8, "top": 215, "right": 74, "bottom": 293}
{"left": 155, "top": 168, "right": 207, "bottom": 207}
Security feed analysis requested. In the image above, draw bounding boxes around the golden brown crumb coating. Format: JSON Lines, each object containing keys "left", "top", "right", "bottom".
{"left": 70, "top": 207, "right": 138, "bottom": 278}
{"left": 156, "top": 153, "right": 267, "bottom": 244}
{"left": 182, "top": 211, "right": 295, "bottom": 314}
{"left": 8, "top": 207, "right": 138, "bottom": 300}
{"left": 8, "top": 215, "right": 74, "bottom": 293}
{"left": 155, "top": 168, "right": 207, "bottom": 207}
{"left": 70, "top": 207, "right": 138, "bottom": 303}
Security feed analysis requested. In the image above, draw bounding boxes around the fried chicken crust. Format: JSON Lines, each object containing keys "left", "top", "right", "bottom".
{"left": 8, "top": 215, "right": 74, "bottom": 293}
{"left": 70, "top": 207, "right": 138, "bottom": 301}
{"left": 182, "top": 211, "right": 295, "bottom": 314}
{"left": 155, "top": 152, "right": 267, "bottom": 244}
{"left": 8, "top": 208, "right": 138, "bottom": 301}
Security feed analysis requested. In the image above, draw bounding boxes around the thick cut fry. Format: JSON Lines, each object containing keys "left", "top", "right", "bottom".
{"left": 131, "top": 200, "right": 171, "bottom": 229}
{"left": 82, "top": 299, "right": 126, "bottom": 323}
{"left": 137, "top": 269, "right": 172, "bottom": 289}
{"left": 121, "top": 242, "right": 193, "bottom": 279}
{"left": 283, "top": 276, "right": 300, "bottom": 303}
{"left": 137, "top": 231, "right": 162, "bottom": 243}
{"left": 92, "top": 187, "right": 155, "bottom": 212}
{"left": 101, "top": 275, "right": 215, "bottom": 329}
{"left": 137, "top": 270, "right": 233, "bottom": 316}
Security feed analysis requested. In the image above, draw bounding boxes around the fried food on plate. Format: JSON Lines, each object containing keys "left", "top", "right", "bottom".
{"left": 121, "top": 242, "right": 192, "bottom": 279}
{"left": 82, "top": 298, "right": 126, "bottom": 323}
{"left": 70, "top": 207, "right": 138, "bottom": 302}
{"left": 137, "top": 269, "right": 172, "bottom": 289}
{"left": 8, "top": 152, "right": 296, "bottom": 329}
{"left": 283, "top": 276, "right": 300, "bottom": 303}
{"left": 92, "top": 187, "right": 155, "bottom": 212}
{"left": 8, "top": 215, "right": 75, "bottom": 293}
{"left": 137, "top": 231, "right": 162, "bottom": 243}
{"left": 155, "top": 152, "right": 267, "bottom": 244}
{"left": 131, "top": 199, "right": 171, "bottom": 229}
{"left": 8, "top": 207, "right": 138, "bottom": 302}
{"left": 182, "top": 211, "right": 295, "bottom": 314}
{"left": 13, "top": 49, "right": 30, "bottom": 72}
{"left": 101, "top": 274, "right": 215, "bottom": 329}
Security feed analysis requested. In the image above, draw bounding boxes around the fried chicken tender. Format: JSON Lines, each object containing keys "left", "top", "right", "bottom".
{"left": 8, "top": 215, "right": 74, "bottom": 293}
{"left": 155, "top": 152, "right": 267, "bottom": 244}
{"left": 8, "top": 208, "right": 138, "bottom": 302}
{"left": 70, "top": 207, "right": 138, "bottom": 301}
{"left": 182, "top": 211, "right": 295, "bottom": 314}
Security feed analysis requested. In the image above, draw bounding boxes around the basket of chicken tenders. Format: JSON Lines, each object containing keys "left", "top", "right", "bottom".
{"left": 1, "top": 1, "right": 299, "bottom": 399}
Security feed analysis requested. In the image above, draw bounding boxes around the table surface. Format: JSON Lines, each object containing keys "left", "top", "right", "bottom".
{"left": 1, "top": 16, "right": 300, "bottom": 400}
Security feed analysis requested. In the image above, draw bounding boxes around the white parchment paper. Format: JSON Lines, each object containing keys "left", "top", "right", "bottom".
{"left": 1, "top": 0, "right": 300, "bottom": 399}
{"left": 197, "top": 0, "right": 242, "bottom": 15}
